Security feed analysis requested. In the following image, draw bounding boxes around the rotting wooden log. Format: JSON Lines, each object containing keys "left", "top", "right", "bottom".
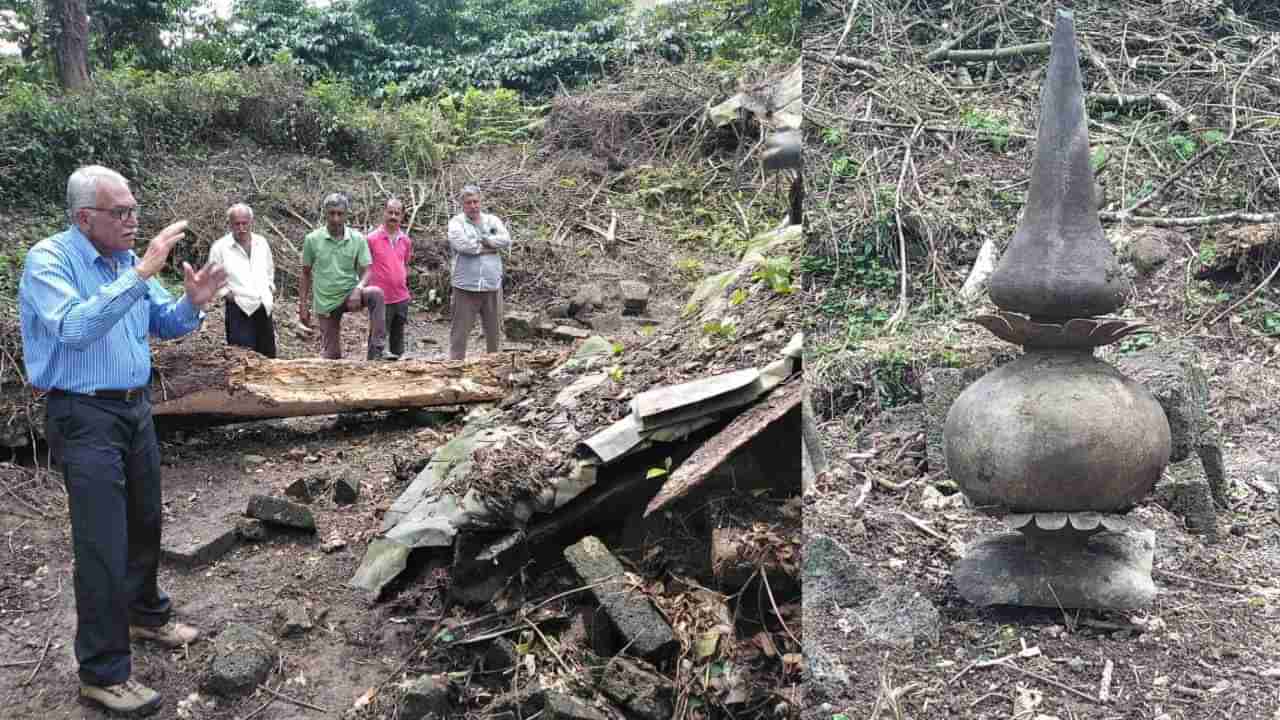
{"left": 645, "top": 380, "right": 802, "bottom": 517}
{"left": 149, "top": 346, "right": 561, "bottom": 423}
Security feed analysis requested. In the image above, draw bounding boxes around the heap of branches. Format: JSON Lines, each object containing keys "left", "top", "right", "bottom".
{"left": 803, "top": 0, "right": 1280, "bottom": 336}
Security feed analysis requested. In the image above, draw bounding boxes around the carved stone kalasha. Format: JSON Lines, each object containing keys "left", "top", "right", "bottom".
{"left": 943, "top": 8, "right": 1171, "bottom": 610}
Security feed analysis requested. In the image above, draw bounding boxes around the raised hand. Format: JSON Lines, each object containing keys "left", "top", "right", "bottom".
{"left": 136, "top": 220, "right": 189, "bottom": 279}
{"left": 182, "top": 260, "right": 228, "bottom": 308}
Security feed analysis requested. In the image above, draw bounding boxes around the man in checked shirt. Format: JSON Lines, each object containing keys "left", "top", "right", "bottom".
{"left": 446, "top": 184, "right": 511, "bottom": 359}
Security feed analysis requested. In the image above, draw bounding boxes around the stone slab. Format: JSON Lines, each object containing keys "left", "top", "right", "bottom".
{"left": 1154, "top": 458, "right": 1218, "bottom": 540}
{"left": 163, "top": 522, "right": 239, "bottom": 568}
{"left": 545, "top": 692, "right": 609, "bottom": 720}
{"left": 596, "top": 657, "right": 674, "bottom": 720}
{"left": 246, "top": 495, "right": 316, "bottom": 532}
{"left": 203, "top": 623, "right": 278, "bottom": 697}
{"left": 953, "top": 529, "right": 1156, "bottom": 610}
{"left": 564, "top": 536, "right": 676, "bottom": 661}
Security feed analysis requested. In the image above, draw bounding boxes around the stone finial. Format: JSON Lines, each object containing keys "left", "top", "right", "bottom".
{"left": 987, "top": 8, "right": 1128, "bottom": 320}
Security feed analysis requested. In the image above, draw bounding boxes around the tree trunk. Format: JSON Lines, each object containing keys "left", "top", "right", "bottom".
{"left": 149, "top": 346, "right": 560, "bottom": 426}
{"left": 51, "top": 0, "right": 90, "bottom": 91}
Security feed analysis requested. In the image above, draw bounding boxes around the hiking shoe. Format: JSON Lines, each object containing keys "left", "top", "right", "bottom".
{"left": 80, "top": 678, "right": 161, "bottom": 716}
{"left": 130, "top": 621, "right": 200, "bottom": 648}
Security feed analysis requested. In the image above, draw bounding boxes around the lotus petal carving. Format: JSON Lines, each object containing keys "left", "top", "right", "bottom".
{"left": 970, "top": 311, "right": 1150, "bottom": 348}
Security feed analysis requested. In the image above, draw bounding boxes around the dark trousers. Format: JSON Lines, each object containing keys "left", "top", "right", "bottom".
{"left": 386, "top": 300, "right": 410, "bottom": 356}
{"left": 45, "top": 390, "right": 171, "bottom": 686}
{"left": 225, "top": 299, "right": 277, "bottom": 358}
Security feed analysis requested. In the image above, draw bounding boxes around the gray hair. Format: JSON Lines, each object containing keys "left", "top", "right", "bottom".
{"left": 226, "top": 203, "right": 254, "bottom": 223}
{"left": 67, "top": 165, "right": 128, "bottom": 215}
{"left": 458, "top": 185, "right": 482, "bottom": 201}
{"left": 385, "top": 198, "right": 404, "bottom": 211}
{"left": 323, "top": 193, "right": 349, "bottom": 212}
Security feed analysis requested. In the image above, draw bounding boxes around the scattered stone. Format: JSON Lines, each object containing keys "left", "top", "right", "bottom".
{"left": 922, "top": 367, "right": 985, "bottom": 474}
{"left": 246, "top": 495, "right": 317, "bottom": 532}
{"left": 545, "top": 692, "right": 609, "bottom": 720}
{"left": 484, "top": 637, "right": 519, "bottom": 671}
{"left": 242, "top": 454, "right": 267, "bottom": 467}
{"left": 571, "top": 284, "right": 605, "bottom": 315}
{"left": 162, "top": 523, "right": 238, "bottom": 568}
{"left": 1115, "top": 342, "right": 1209, "bottom": 463}
{"left": 286, "top": 448, "right": 306, "bottom": 461}
{"left": 1196, "top": 437, "right": 1229, "bottom": 508}
{"left": 1126, "top": 234, "right": 1171, "bottom": 275}
{"left": 203, "top": 623, "right": 278, "bottom": 697}
{"left": 236, "top": 518, "right": 267, "bottom": 542}
{"left": 1153, "top": 459, "right": 1218, "bottom": 539}
{"left": 320, "top": 533, "right": 347, "bottom": 553}
{"left": 487, "top": 684, "right": 545, "bottom": 717}
{"left": 549, "top": 324, "right": 592, "bottom": 340}
{"left": 806, "top": 646, "right": 852, "bottom": 703}
{"left": 554, "top": 373, "right": 609, "bottom": 409}
{"left": 546, "top": 302, "right": 573, "bottom": 319}
{"left": 856, "top": 585, "right": 941, "bottom": 649}
{"left": 285, "top": 477, "right": 315, "bottom": 502}
{"left": 589, "top": 310, "right": 624, "bottom": 333}
{"left": 401, "top": 674, "right": 452, "bottom": 720}
{"left": 803, "top": 534, "right": 878, "bottom": 605}
{"left": 333, "top": 473, "right": 360, "bottom": 505}
{"left": 619, "top": 281, "right": 650, "bottom": 315}
{"left": 504, "top": 311, "right": 541, "bottom": 340}
{"left": 954, "top": 530, "right": 1156, "bottom": 610}
{"left": 564, "top": 536, "right": 677, "bottom": 661}
{"left": 275, "top": 601, "right": 312, "bottom": 638}
{"left": 596, "top": 657, "right": 674, "bottom": 720}
{"left": 920, "top": 484, "right": 966, "bottom": 511}
{"left": 1231, "top": 523, "right": 1248, "bottom": 537}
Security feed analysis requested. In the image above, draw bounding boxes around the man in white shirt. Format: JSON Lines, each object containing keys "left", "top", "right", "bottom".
{"left": 207, "top": 203, "right": 277, "bottom": 357}
{"left": 447, "top": 185, "right": 511, "bottom": 360}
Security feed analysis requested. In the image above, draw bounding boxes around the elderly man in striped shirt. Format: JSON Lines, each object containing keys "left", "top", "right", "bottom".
{"left": 447, "top": 184, "right": 511, "bottom": 360}
{"left": 18, "top": 166, "right": 226, "bottom": 717}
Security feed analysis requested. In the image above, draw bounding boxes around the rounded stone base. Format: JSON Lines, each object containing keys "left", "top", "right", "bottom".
{"left": 953, "top": 529, "right": 1155, "bottom": 610}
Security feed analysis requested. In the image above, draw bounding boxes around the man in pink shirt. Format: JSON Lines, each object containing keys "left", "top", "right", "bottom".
{"left": 365, "top": 199, "right": 414, "bottom": 358}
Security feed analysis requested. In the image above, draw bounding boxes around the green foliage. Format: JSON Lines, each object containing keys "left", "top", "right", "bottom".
{"left": 0, "top": 65, "right": 542, "bottom": 207}
{"left": 1090, "top": 147, "right": 1108, "bottom": 172}
{"left": 752, "top": 256, "right": 794, "bottom": 295}
{"left": 831, "top": 155, "right": 858, "bottom": 177}
{"left": 1263, "top": 311, "right": 1280, "bottom": 336}
{"left": 675, "top": 257, "right": 706, "bottom": 280}
{"left": 1203, "top": 129, "right": 1227, "bottom": 146}
{"left": 702, "top": 319, "right": 738, "bottom": 340}
{"left": 1117, "top": 333, "right": 1157, "bottom": 355}
{"left": 872, "top": 351, "right": 917, "bottom": 408}
{"left": 962, "top": 109, "right": 1011, "bottom": 153}
{"left": 821, "top": 127, "right": 844, "bottom": 146}
{"left": 1166, "top": 133, "right": 1197, "bottom": 160}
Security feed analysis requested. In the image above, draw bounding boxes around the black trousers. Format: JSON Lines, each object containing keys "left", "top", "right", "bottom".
{"left": 225, "top": 299, "right": 277, "bottom": 358}
{"left": 46, "top": 390, "right": 171, "bottom": 686}
{"left": 386, "top": 300, "right": 410, "bottom": 356}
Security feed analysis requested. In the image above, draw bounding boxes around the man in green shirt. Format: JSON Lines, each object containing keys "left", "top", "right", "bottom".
{"left": 300, "top": 193, "right": 386, "bottom": 360}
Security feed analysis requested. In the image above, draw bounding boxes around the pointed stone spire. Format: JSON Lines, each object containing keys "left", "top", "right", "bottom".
{"left": 987, "top": 8, "right": 1127, "bottom": 320}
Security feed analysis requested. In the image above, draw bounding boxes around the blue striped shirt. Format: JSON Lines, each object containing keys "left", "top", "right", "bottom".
{"left": 19, "top": 225, "right": 203, "bottom": 393}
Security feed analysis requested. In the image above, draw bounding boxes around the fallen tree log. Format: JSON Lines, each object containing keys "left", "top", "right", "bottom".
{"left": 149, "top": 346, "right": 561, "bottom": 424}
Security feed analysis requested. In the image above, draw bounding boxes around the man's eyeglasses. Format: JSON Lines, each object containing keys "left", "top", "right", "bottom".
{"left": 87, "top": 206, "right": 139, "bottom": 221}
